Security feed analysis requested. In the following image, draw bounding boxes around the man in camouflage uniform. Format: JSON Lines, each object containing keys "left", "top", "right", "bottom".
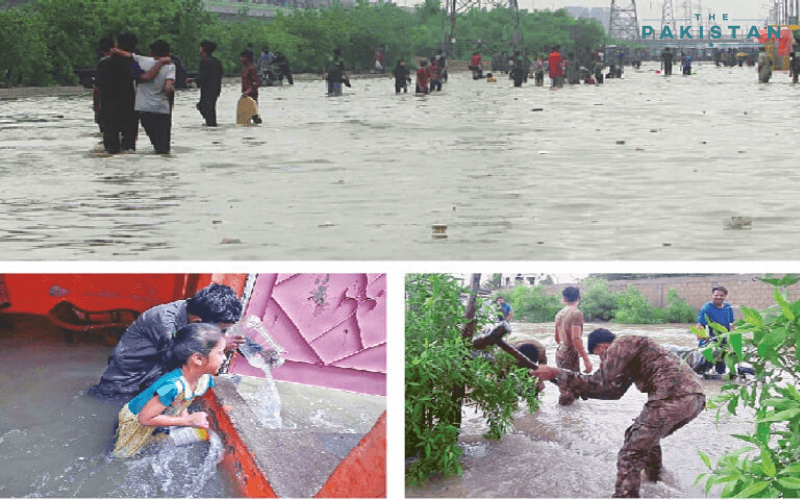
{"left": 554, "top": 286, "right": 592, "bottom": 405}
{"left": 531, "top": 328, "right": 706, "bottom": 498}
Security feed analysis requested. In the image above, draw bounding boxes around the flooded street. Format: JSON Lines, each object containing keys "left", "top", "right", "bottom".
{"left": 406, "top": 322, "right": 755, "bottom": 498}
{"left": 0, "top": 315, "right": 235, "bottom": 497}
{"left": 2, "top": 62, "right": 800, "bottom": 259}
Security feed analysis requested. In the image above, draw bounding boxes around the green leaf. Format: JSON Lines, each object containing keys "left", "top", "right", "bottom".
{"left": 760, "top": 450, "right": 776, "bottom": 477}
{"left": 731, "top": 332, "right": 743, "bottom": 359}
{"left": 758, "top": 408, "right": 800, "bottom": 423}
{"left": 741, "top": 306, "right": 764, "bottom": 328}
{"left": 698, "top": 449, "right": 711, "bottom": 469}
{"left": 781, "top": 463, "right": 800, "bottom": 474}
{"left": 736, "top": 480, "right": 771, "bottom": 497}
{"left": 776, "top": 477, "right": 800, "bottom": 489}
{"left": 702, "top": 347, "right": 715, "bottom": 362}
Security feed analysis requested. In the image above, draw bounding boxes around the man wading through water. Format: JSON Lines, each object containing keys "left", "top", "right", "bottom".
{"left": 554, "top": 286, "right": 592, "bottom": 405}
{"left": 531, "top": 328, "right": 706, "bottom": 498}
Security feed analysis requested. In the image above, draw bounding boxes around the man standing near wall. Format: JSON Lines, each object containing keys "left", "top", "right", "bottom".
{"left": 695, "top": 286, "right": 735, "bottom": 376}
{"left": 554, "top": 286, "right": 592, "bottom": 405}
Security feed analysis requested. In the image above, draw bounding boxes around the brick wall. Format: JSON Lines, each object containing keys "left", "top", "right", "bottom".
{"left": 538, "top": 274, "right": 800, "bottom": 318}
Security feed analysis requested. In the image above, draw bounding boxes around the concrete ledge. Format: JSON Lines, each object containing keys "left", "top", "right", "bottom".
{"left": 202, "top": 375, "right": 385, "bottom": 498}
{"left": 315, "top": 411, "right": 387, "bottom": 498}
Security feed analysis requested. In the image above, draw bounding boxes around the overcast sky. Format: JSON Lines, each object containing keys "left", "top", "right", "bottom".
{"left": 395, "top": 0, "right": 773, "bottom": 26}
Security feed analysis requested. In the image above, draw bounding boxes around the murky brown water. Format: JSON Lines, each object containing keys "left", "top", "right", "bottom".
{"left": 405, "top": 322, "right": 754, "bottom": 498}
{"left": 2, "top": 62, "right": 799, "bottom": 259}
{"left": 0, "top": 316, "right": 234, "bottom": 497}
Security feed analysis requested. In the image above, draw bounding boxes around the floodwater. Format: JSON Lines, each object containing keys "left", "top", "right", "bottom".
{"left": 0, "top": 315, "right": 235, "bottom": 497}
{"left": 2, "top": 62, "right": 800, "bottom": 259}
{"left": 405, "top": 322, "right": 755, "bottom": 498}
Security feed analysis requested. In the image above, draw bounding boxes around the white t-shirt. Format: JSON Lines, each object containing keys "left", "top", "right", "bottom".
{"left": 133, "top": 54, "right": 176, "bottom": 115}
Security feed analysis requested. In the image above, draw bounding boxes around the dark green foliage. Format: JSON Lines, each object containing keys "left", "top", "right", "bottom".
{"left": 1, "top": 0, "right": 611, "bottom": 86}
{"left": 695, "top": 275, "right": 800, "bottom": 497}
{"left": 613, "top": 286, "right": 695, "bottom": 324}
{"left": 405, "top": 274, "right": 539, "bottom": 485}
{"left": 580, "top": 278, "right": 617, "bottom": 321}
{"left": 505, "top": 285, "right": 562, "bottom": 322}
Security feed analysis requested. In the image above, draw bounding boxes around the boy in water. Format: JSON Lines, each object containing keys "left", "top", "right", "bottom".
{"left": 240, "top": 49, "right": 262, "bottom": 124}
{"left": 428, "top": 57, "right": 442, "bottom": 92}
{"left": 415, "top": 60, "right": 430, "bottom": 94}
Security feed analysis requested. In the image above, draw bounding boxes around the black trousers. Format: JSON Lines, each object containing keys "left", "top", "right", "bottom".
{"left": 138, "top": 111, "right": 172, "bottom": 154}
{"left": 198, "top": 89, "right": 220, "bottom": 126}
{"left": 102, "top": 100, "right": 137, "bottom": 153}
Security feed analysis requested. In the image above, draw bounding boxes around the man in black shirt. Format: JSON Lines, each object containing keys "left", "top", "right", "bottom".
{"left": 96, "top": 32, "right": 139, "bottom": 153}
{"left": 660, "top": 47, "right": 673, "bottom": 76}
{"left": 188, "top": 41, "right": 224, "bottom": 127}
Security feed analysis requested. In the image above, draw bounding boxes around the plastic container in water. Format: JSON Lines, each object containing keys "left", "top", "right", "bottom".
{"left": 227, "top": 315, "right": 286, "bottom": 372}
{"left": 170, "top": 426, "right": 210, "bottom": 446}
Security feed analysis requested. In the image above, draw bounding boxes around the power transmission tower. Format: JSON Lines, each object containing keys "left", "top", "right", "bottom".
{"left": 660, "top": 0, "right": 677, "bottom": 37}
{"left": 608, "top": 0, "right": 641, "bottom": 40}
{"left": 444, "top": 0, "right": 523, "bottom": 56}
{"left": 680, "top": 0, "right": 692, "bottom": 21}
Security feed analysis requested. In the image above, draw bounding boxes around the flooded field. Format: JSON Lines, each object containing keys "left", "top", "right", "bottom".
{"left": 2, "top": 62, "right": 799, "bottom": 259}
{"left": 405, "top": 322, "right": 755, "bottom": 498}
{"left": 0, "top": 315, "right": 235, "bottom": 497}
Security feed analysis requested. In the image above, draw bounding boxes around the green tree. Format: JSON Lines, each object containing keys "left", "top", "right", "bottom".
{"left": 405, "top": 274, "right": 538, "bottom": 485}
{"left": 580, "top": 278, "right": 618, "bottom": 321}
{"left": 505, "top": 285, "right": 562, "bottom": 322}
{"left": 695, "top": 275, "right": 800, "bottom": 498}
{"left": 613, "top": 285, "right": 662, "bottom": 324}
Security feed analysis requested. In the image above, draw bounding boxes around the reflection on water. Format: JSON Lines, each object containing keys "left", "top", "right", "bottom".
{"left": 0, "top": 318, "right": 233, "bottom": 497}
{"left": 405, "top": 322, "right": 754, "bottom": 498}
{"left": 2, "top": 62, "right": 800, "bottom": 259}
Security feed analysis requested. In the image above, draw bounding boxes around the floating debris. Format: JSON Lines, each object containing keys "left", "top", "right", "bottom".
{"left": 220, "top": 237, "right": 241, "bottom": 244}
{"left": 432, "top": 224, "right": 447, "bottom": 239}
{"left": 724, "top": 216, "right": 752, "bottom": 230}
{"left": 616, "top": 140, "right": 625, "bottom": 145}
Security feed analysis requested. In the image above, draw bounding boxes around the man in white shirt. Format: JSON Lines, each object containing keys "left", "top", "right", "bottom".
{"left": 133, "top": 40, "right": 176, "bottom": 154}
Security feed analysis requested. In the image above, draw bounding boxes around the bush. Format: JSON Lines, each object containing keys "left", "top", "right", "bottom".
{"left": 662, "top": 288, "right": 697, "bottom": 323}
{"left": 580, "top": 278, "right": 618, "bottom": 321}
{"left": 405, "top": 274, "right": 538, "bottom": 485}
{"left": 613, "top": 285, "right": 663, "bottom": 324}
{"left": 695, "top": 275, "right": 800, "bottom": 497}
{"left": 505, "top": 285, "right": 562, "bottom": 322}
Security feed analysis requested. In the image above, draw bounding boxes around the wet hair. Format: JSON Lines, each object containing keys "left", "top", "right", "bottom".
{"left": 241, "top": 49, "right": 254, "bottom": 62}
{"left": 333, "top": 48, "right": 342, "bottom": 57}
{"left": 420, "top": 60, "right": 428, "bottom": 67}
{"left": 200, "top": 41, "right": 217, "bottom": 55}
{"left": 186, "top": 283, "right": 243, "bottom": 324}
{"left": 98, "top": 36, "right": 114, "bottom": 55}
{"left": 116, "top": 32, "right": 138, "bottom": 52}
{"left": 518, "top": 343, "right": 540, "bottom": 364}
{"left": 262, "top": 45, "right": 270, "bottom": 52}
{"left": 150, "top": 39, "right": 170, "bottom": 57}
{"left": 168, "top": 323, "right": 223, "bottom": 369}
{"left": 562, "top": 286, "right": 580, "bottom": 302}
{"left": 712, "top": 286, "right": 728, "bottom": 295}
{"left": 588, "top": 328, "right": 616, "bottom": 354}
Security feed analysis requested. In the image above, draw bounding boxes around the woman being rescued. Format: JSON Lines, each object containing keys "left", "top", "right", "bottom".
{"left": 112, "top": 323, "right": 225, "bottom": 458}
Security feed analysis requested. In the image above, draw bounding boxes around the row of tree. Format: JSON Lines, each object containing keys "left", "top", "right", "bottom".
{"left": 499, "top": 277, "right": 698, "bottom": 324}
{"left": 1, "top": 0, "right": 609, "bottom": 86}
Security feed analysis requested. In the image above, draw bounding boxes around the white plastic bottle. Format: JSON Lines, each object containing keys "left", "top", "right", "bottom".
{"left": 170, "top": 426, "right": 209, "bottom": 446}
